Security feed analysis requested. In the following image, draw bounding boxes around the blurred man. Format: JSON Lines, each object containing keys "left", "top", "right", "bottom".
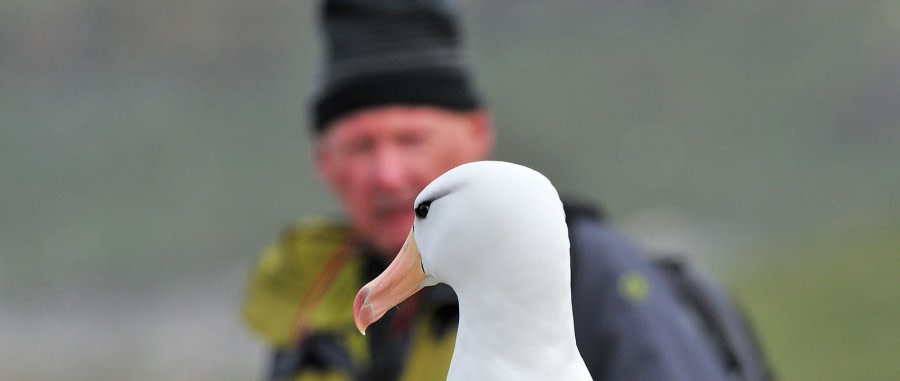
{"left": 242, "top": 1, "right": 748, "bottom": 380}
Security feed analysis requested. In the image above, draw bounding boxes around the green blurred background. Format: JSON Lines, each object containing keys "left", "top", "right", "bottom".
{"left": 1, "top": 1, "right": 897, "bottom": 380}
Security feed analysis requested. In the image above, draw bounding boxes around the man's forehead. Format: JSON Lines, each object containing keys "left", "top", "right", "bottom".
{"left": 324, "top": 106, "right": 465, "bottom": 137}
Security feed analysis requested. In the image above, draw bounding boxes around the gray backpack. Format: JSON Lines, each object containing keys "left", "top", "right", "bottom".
{"left": 565, "top": 200, "right": 773, "bottom": 380}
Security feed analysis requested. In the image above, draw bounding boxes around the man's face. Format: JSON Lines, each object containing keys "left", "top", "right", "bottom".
{"left": 316, "top": 106, "right": 492, "bottom": 258}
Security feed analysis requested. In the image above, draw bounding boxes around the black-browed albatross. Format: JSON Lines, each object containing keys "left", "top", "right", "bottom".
{"left": 354, "top": 160, "right": 592, "bottom": 380}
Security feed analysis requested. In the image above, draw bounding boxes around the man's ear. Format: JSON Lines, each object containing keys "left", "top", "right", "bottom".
{"left": 467, "top": 109, "right": 495, "bottom": 159}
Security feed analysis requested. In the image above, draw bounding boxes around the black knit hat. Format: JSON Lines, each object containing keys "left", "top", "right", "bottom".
{"left": 312, "top": 0, "right": 482, "bottom": 133}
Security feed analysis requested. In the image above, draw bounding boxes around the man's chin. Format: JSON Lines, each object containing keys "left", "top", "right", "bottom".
{"left": 369, "top": 212, "right": 414, "bottom": 256}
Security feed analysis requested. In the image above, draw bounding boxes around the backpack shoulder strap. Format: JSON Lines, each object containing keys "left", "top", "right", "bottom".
{"left": 653, "top": 256, "right": 773, "bottom": 381}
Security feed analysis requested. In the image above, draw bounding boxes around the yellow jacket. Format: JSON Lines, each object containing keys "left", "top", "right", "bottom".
{"left": 243, "top": 218, "right": 456, "bottom": 380}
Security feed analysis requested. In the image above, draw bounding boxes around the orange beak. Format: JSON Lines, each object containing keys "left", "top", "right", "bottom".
{"left": 353, "top": 229, "right": 429, "bottom": 335}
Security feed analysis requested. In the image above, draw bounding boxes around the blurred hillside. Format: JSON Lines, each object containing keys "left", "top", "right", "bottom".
{"left": 732, "top": 217, "right": 900, "bottom": 379}
{"left": 1, "top": 1, "right": 898, "bottom": 380}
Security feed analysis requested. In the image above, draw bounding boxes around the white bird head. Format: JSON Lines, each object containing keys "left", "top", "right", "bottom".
{"left": 353, "top": 160, "right": 570, "bottom": 334}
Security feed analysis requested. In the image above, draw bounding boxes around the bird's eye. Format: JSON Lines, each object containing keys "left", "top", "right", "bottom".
{"left": 415, "top": 201, "right": 431, "bottom": 219}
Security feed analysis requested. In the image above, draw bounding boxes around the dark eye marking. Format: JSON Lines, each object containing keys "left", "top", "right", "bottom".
{"left": 415, "top": 200, "right": 432, "bottom": 219}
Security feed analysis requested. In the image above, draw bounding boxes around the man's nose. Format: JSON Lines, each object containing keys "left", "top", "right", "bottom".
{"left": 371, "top": 146, "right": 407, "bottom": 190}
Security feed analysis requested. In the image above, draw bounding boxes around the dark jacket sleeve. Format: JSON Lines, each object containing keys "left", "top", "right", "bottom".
{"left": 568, "top": 215, "right": 728, "bottom": 381}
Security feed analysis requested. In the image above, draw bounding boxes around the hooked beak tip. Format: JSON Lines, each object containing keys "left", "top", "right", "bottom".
{"left": 353, "top": 288, "right": 370, "bottom": 335}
